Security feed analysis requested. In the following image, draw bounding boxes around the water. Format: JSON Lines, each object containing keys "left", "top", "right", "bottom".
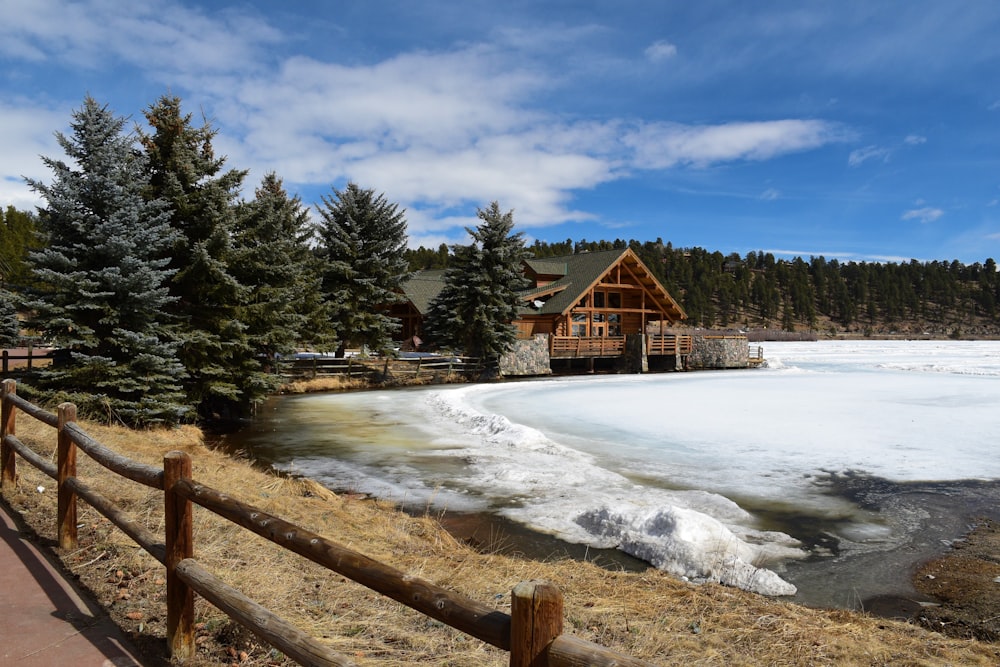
{"left": 228, "top": 340, "right": 1000, "bottom": 605}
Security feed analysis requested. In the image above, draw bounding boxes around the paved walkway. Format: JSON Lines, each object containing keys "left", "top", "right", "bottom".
{"left": 0, "top": 501, "right": 147, "bottom": 666}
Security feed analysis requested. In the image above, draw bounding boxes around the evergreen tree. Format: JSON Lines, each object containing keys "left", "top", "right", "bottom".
{"left": 25, "top": 96, "right": 186, "bottom": 425}
{"left": 315, "top": 183, "right": 410, "bottom": 355}
{"left": 0, "top": 206, "right": 41, "bottom": 289}
{"left": 139, "top": 95, "right": 253, "bottom": 419}
{"left": 0, "top": 289, "right": 19, "bottom": 347}
{"left": 424, "top": 202, "right": 530, "bottom": 374}
{"left": 231, "top": 173, "right": 320, "bottom": 375}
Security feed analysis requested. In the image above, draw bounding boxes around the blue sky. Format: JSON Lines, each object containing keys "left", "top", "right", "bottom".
{"left": 3, "top": 1, "right": 1000, "bottom": 264}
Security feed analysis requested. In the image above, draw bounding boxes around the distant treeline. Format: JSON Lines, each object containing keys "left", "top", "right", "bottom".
{"left": 407, "top": 238, "right": 1000, "bottom": 337}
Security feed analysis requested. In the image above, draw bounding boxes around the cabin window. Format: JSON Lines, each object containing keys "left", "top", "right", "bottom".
{"left": 572, "top": 312, "right": 587, "bottom": 337}
{"left": 608, "top": 313, "right": 621, "bottom": 336}
{"left": 592, "top": 313, "right": 605, "bottom": 323}
{"left": 593, "top": 291, "right": 606, "bottom": 308}
{"left": 577, "top": 296, "right": 588, "bottom": 308}
{"left": 608, "top": 291, "right": 622, "bottom": 309}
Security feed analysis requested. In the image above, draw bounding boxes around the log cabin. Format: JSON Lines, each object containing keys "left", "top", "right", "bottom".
{"left": 393, "top": 248, "right": 691, "bottom": 364}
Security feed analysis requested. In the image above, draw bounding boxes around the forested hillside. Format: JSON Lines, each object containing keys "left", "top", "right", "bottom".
{"left": 407, "top": 238, "right": 1000, "bottom": 338}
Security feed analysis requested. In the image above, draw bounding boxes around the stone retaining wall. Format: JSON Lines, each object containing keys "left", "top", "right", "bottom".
{"left": 499, "top": 335, "right": 553, "bottom": 376}
{"left": 687, "top": 335, "right": 750, "bottom": 369}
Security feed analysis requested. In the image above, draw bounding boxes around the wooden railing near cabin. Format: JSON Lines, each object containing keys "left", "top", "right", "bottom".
{"left": 549, "top": 335, "right": 626, "bottom": 357}
{"left": 646, "top": 334, "right": 693, "bottom": 356}
{"left": 281, "top": 355, "right": 483, "bottom": 380}
{"left": 0, "top": 379, "right": 656, "bottom": 667}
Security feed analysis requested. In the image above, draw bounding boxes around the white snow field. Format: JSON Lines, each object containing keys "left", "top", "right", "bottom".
{"left": 243, "top": 340, "right": 1000, "bottom": 597}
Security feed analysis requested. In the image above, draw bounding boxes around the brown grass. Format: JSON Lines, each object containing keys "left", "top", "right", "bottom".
{"left": 4, "top": 414, "right": 1000, "bottom": 666}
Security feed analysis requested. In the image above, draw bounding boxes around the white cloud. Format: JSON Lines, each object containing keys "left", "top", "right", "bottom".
{"left": 0, "top": 0, "right": 850, "bottom": 238}
{"left": 760, "top": 188, "right": 781, "bottom": 201}
{"left": 990, "top": 100, "right": 1000, "bottom": 111}
{"left": 1, "top": 0, "right": 281, "bottom": 75}
{"left": 645, "top": 40, "right": 678, "bottom": 62}
{"left": 0, "top": 99, "right": 70, "bottom": 209}
{"left": 904, "top": 134, "right": 927, "bottom": 145}
{"left": 848, "top": 145, "right": 890, "bottom": 167}
{"left": 901, "top": 206, "right": 944, "bottom": 223}
{"left": 624, "top": 120, "right": 847, "bottom": 170}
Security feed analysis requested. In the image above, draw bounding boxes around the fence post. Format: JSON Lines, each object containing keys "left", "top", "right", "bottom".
{"left": 510, "top": 580, "right": 563, "bottom": 667}
{"left": 57, "top": 403, "right": 78, "bottom": 550}
{"left": 164, "top": 451, "right": 195, "bottom": 660}
{"left": 1, "top": 379, "right": 16, "bottom": 493}
{"left": 2, "top": 350, "right": 7, "bottom": 374}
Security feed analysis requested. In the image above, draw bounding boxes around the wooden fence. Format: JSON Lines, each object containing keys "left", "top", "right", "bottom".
{"left": 1, "top": 348, "right": 52, "bottom": 374}
{"left": 281, "top": 355, "right": 483, "bottom": 380}
{"left": 0, "top": 379, "right": 656, "bottom": 667}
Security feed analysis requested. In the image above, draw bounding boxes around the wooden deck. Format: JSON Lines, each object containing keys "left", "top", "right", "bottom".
{"left": 550, "top": 336, "right": 626, "bottom": 358}
{"left": 549, "top": 335, "right": 693, "bottom": 359}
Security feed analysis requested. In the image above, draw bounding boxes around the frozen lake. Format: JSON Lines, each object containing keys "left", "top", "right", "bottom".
{"left": 233, "top": 340, "right": 1000, "bottom": 605}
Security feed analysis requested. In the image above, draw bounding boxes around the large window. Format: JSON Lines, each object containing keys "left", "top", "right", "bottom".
{"left": 608, "top": 313, "right": 621, "bottom": 336}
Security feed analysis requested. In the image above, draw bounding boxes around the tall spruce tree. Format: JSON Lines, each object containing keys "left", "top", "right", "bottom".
{"left": 24, "top": 96, "right": 186, "bottom": 425}
{"left": 0, "top": 289, "right": 19, "bottom": 347}
{"left": 424, "top": 202, "right": 530, "bottom": 374}
{"left": 231, "top": 173, "right": 320, "bottom": 376}
{"left": 315, "top": 183, "right": 409, "bottom": 355}
{"left": 139, "top": 95, "right": 254, "bottom": 419}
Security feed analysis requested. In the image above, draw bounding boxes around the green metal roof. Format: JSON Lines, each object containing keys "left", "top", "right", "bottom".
{"left": 401, "top": 248, "right": 686, "bottom": 321}
{"left": 524, "top": 258, "right": 568, "bottom": 277}
{"left": 400, "top": 270, "right": 446, "bottom": 314}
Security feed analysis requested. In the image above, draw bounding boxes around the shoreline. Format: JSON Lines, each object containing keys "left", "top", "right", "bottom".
{"left": 395, "top": 474, "right": 1000, "bottom": 624}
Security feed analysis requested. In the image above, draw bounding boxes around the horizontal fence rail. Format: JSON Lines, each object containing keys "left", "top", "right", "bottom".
{"left": 280, "top": 355, "right": 483, "bottom": 380}
{"left": 0, "top": 348, "right": 53, "bottom": 374}
{"left": 0, "top": 379, "right": 658, "bottom": 667}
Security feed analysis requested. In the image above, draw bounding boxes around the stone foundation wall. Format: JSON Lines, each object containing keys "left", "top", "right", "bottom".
{"left": 687, "top": 335, "right": 750, "bottom": 369}
{"left": 499, "top": 335, "right": 552, "bottom": 376}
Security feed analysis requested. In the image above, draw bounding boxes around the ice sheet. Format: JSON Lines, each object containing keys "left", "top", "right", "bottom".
{"left": 247, "top": 340, "right": 1000, "bottom": 597}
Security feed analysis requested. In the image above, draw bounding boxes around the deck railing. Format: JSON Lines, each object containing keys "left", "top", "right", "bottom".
{"left": 646, "top": 334, "right": 693, "bottom": 356}
{"left": 0, "top": 379, "right": 656, "bottom": 667}
{"left": 549, "top": 336, "right": 626, "bottom": 358}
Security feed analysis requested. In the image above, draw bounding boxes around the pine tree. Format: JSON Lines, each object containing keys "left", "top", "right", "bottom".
{"left": 24, "top": 96, "right": 186, "bottom": 425}
{"left": 231, "top": 173, "right": 320, "bottom": 375}
{"left": 315, "top": 183, "right": 410, "bottom": 356}
{"left": 0, "top": 289, "right": 19, "bottom": 347}
{"left": 0, "top": 206, "right": 42, "bottom": 289}
{"left": 424, "top": 202, "right": 530, "bottom": 374}
{"left": 139, "top": 95, "right": 253, "bottom": 419}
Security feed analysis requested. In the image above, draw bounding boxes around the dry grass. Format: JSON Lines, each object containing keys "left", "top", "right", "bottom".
{"left": 4, "top": 414, "right": 1000, "bottom": 666}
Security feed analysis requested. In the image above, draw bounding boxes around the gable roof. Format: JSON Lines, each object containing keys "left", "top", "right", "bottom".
{"left": 521, "top": 248, "right": 686, "bottom": 321}
{"left": 399, "top": 269, "right": 446, "bottom": 314}
{"left": 400, "top": 248, "right": 686, "bottom": 321}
